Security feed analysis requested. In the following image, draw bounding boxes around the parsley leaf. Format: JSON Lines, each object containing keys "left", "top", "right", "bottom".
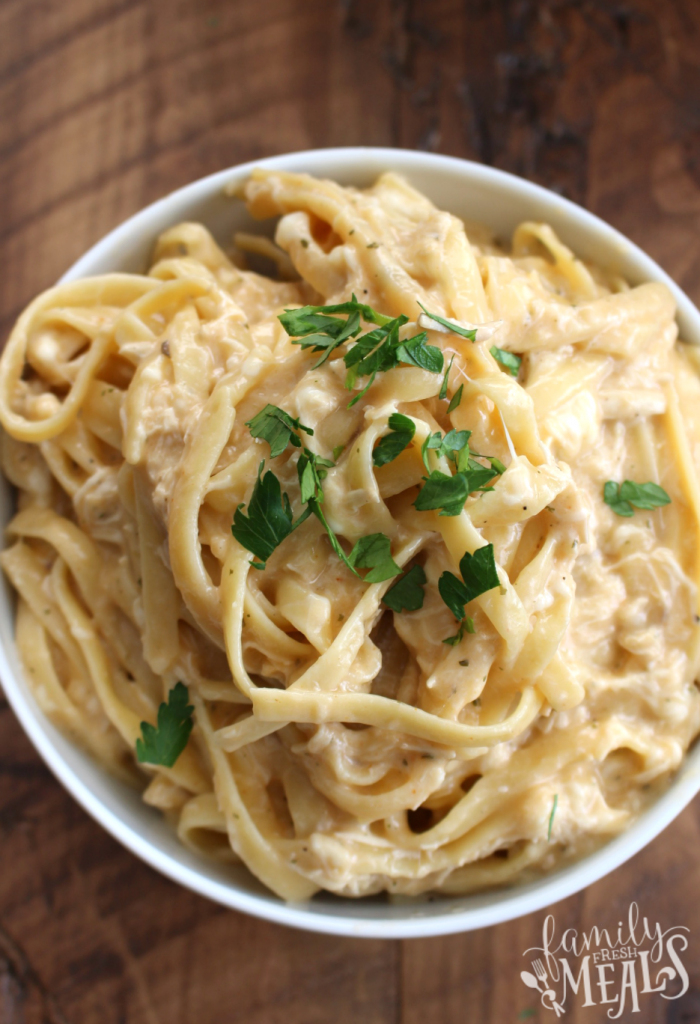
{"left": 246, "top": 404, "right": 313, "bottom": 459}
{"left": 443, "top": 617, "right": 475, "bottom": 646}
{"left": 382, "top": 564, "right": 427, "bottom": 612}
{"left": 396, "top": 332, "right": 444, "bottom": 373}
{"left": 418, "top": 302, "right": 477, "bottom": 341}
{"left": 279, "top": 296, "right": 391, "bottom": 367}
{"left": 603, "top": 480, "right": 633, "bottom": 517}
{"left": 420, "top": 429, "right": 472, "bottom": 473}
{"left": 347, "top": 533, "right": 401, "bottom": 583}
{"left": 136, "top": 683, "right": 194, "bottom": 767}
{"left": 344, "top": 318, "right": 407, "bottom": 376}
{"left": 420, "top": 428, "right": 504, "bottom": 486}
{"left": 438, "top": 544, "right": 500, "bottom": 623}
{"left": 490, "top": 346, "right": 522, "bottom": 377}
{"left": 231, "top": 462, "right": 300, "bottom": 569}
{"left": 439, "top": 354, "right": 455, "bottom": 401}
{"left": 415, "top": 470, "right": 472, "bottom": 517}
{"left": 414, "top": 462, "right": 498, "bottom": 516}
{"left": 458, "top": 544, "right": 501, "bottom": 603}
{"left": 332, "top": 444, "right": 345, "bottom": 461}
{"left": 346, "top": 371, "right": 377, "bottom": 408}
{"left": 421, "top": 431, "right": 446, "bottom": 473}
{"left": 344, "top": 317, "right": 409, "bottom": 405}
{"left": 441, "top": 429, "right": 472, "bottom": 471}
{"left": 619, "top": 480, "right": 671, "bottom": 510}
{"left": 446, "top": 384, "right": 463, "bottom": 414}
{"left": 439, "top": 569, "right": 473, "bottom": 621}
{"left": 281, "top": 298, "right": 446, "bottom": 407}
{"left": 604, "top": 480, "right": 671, "bottom": 517}
{"left": 297, "top": 449, "right": 334, "bottom": 504}
{"left": 342, "top": 316, "right": 443, "bottom": 403}
{"left": 372, "top": 413, "right": 416, "bottom": 467}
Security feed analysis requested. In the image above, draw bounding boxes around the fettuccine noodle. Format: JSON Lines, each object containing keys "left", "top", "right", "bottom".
{"left": 2, "top": 169, "right": 700, "bottom": 900}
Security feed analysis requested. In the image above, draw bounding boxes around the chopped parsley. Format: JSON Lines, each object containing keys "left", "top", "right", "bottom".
{"left": 439, "top": 354, "right": 455, "bottom": 400}
{"left": 382, "top": 564, "right": 427, "bottom": 613}
{"left": 343, "top": 319, "right": 443, "bottom": 406}
{"left": 438, "top": 543, "right": 500, "bottom": 641}
{"left": 415, "top": 470, "right": 474, "bottom": 517}
{"left": 237, "top": 308, "right": 510, "bottom": 607}
{"left": 415, "top": 466, "right": 500, "bottom": 516}
{"left": 443, "top": 617, "right": 475, "bottom": 646}
{"left": 347, "top": 533, "right": 401, "bottom": 583}
{"left": 418, "top": 302, "right": 477, "bottom": 341}
{"left": 416, "top": 429, "right": 505, "bottom": 514}
{"left": 490, "top": 346, "right": 522, "bottom": 376}
{"left": 372, "top": 413, "right": 416, "bottom": 467}
{"left": 603, "top": 480, "right": 671, "bottom": 517}
{"left": 446, "top": 383, "right": 463, "bottom": 414}
{"left": 231, "top": 461, "right": 305, "bottom": 569}
{"left": 279, "top": 297, "right": 444, "bottom": 408}
{"left": 246, "top": 404, "right": 313, "bottom": 459}
{"left": 136, "top": 683, "right": 194, "bottom": 767}
{"left": 278, "top": 295, "right": 389, "bottom": 367}
{"left": 297, "top": 448, "right": 335, "bottom": 503}
{"left": 395, "top": 333, "right": 444, "bottom": 373}
{"left": 421, "top": 428, "right": 472, "bottom": 473}
{"left": 233, "top": 414, "right": 362, "bottom": 577}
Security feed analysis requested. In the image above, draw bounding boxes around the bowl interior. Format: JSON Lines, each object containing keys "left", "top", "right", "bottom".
{"left": 3, "top": 147, "right": 700, "bottom": 939}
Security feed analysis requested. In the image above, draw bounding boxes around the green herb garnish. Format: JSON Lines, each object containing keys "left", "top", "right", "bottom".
{"left": 446, "top": 383, "right": 463, "bottom": 414}
{"left": 297, "top": 449, "right": 335, "bottom": 504}
{"left": 347, "top": 533, "right": 401, "bottom": 583}
{"left": 343, "top": 321, "right": 443, "bottom": 405}
{"left": 438, "top": 544, "right": 500, "bottom": 639}
{"left": 246, "top": 404, "right": 313, "bottom": 459}
{"left": 418, "top": 302, "right": 477, "bottom": 341}
{"left": 231, "top": 461, "right": 306, "bottom": 569}
{"left": 421, "top": 429, "right": 472, "bottom": 473}
{"left": 439, "top": 354, "right": 455, "bottom": 401}
{"left": 443, "top": 617, "right": 475, "bottom": 646}
{"left": 414, "top": 472, "right": 466, "bottom": 516}
{"left": 382, "top": 564, "right": 427, "bottom": 613}
{"left": 136, "top": 683, "right": 194, "bottom": 767}
{"left": 279, "top": 298, "right": 444, "bottom": 408}
{"left": 372, "top": 413, "right": 416, "bottom": 467}
{"left": 417, "top": 428, "right": 505, "bottom": 514}
{"left": 603, "top": 480, "right": 671, "bottom": 517}
{"left": 396, "top": 332, "right": 445, "bottom": 373}
{"left": 415, "top": 464, "right": 499, "bottom": 517}
{"left": 279, "top": 296, "right": 390, "bottom": 367}
{"left": 490, "top": 346, "right": 522, "bottom": 376}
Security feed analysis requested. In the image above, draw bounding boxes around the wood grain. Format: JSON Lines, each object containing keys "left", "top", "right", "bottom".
{"left": 2, "top": 1, "right": 700, "bottom": 1021}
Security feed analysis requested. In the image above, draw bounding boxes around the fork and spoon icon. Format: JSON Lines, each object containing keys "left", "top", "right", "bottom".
{"left": 520, "top": 959, "right": 566, "bottom": 1016}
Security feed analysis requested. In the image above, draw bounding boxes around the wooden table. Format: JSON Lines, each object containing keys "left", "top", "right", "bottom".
{"left": 1, "top": 2, "right": 700, "bottom": 1021}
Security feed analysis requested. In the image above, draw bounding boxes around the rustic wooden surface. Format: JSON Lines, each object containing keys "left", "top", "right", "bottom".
{"left": 2, "top": 1, "right": 700, "bottom": 1021}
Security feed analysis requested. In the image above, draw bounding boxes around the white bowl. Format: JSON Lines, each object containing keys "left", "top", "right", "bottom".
{"left": 2, "top": 148, "right": 700, "bottom": 939}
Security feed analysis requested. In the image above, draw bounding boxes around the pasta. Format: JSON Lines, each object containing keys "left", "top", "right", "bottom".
{"left": 2, "top": 168, "right": 700, "bottom": 901}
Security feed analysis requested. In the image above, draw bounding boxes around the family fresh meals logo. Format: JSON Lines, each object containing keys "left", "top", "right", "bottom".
{"left": 520, "top": 903, "right": 690, "bottom": 1017}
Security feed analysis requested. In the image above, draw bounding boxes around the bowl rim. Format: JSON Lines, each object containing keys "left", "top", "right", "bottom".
{"left": 2, "top": 145, "right": 700, "bottom": 939}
